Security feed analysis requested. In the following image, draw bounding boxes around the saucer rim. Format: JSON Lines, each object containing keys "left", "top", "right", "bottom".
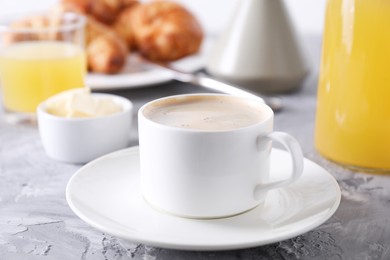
{"left": 66, "top": 146, "right": 341, "bottom": 251}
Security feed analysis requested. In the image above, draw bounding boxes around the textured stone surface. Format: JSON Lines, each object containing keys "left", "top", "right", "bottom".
{"left": 1, "top": 35, "right": 390, "bottom": 259}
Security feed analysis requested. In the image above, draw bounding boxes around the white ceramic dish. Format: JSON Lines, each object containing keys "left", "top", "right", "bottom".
{"left": 66, "top": 146, "right": 341, "bottom": 251}
{"left": 37, "top": 93, "right": 133, "bottom": 164}
{"left": 86, "top": 37, "right": 212, "bottom": 90}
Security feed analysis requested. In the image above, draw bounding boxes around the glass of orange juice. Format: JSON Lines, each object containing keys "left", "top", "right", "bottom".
{"left": 315, "top": 0, "right": 390, "bottom": 172}
{"left": 0, "top": 12, "right": 86, "bottom": 125}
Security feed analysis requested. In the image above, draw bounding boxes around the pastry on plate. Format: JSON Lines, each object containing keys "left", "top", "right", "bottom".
{"left": 130, "top": 1, "right": 203, "bottom": 62}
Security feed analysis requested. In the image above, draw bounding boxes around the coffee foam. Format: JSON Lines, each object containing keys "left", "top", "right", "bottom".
{"left": 143, "top": 95, "right": 268, "bottom": 131}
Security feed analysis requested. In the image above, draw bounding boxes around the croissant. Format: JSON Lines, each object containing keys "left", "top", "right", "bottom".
{"left": 62, "top": 0, "right": 138, "bottom": 25}
{"left": 86, "top": 17, "right": 128, "bottom": 74}
{"left": 130, "top": 1, "right": 203, "bottom": 62}
{"left": 3, "top": 15, "right": 61, "bottom": 44}
{"left": 51, "top": 3, "right": 129, "bottom": 74}
{"left": 112, "top": 3, "right": 139, "bottom": 49}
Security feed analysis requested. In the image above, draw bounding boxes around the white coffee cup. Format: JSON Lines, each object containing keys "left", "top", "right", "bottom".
{"left": 138, "top": 94, "right": 303, "bottom": 219}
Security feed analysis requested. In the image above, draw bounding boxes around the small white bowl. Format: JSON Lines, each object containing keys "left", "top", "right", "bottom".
{"left": 37, "top": 93, "right": 133, "bottom": 164}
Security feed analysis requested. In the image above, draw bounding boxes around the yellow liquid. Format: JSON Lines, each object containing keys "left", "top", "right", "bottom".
{"left": 0, "top": 41, "right": 86, "bottom": 113}
{"left": 315, "top": 0, "right": 390, "bottom": 169}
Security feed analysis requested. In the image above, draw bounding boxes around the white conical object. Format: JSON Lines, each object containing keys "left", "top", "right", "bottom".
{"left": 206, "top": 0, "right": 309, "bottom": 93}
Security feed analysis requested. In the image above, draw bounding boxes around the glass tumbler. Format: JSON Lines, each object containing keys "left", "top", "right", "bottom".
{"left": 315, "top": 0, "right": 390, "bottom": 172}
{"left": 0, "top": 12, "right": 86, "bottom": 125}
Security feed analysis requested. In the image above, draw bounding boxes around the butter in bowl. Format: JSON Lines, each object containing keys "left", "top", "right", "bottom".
{"left": 37, "top": 87, "right": 133, "bottom": 164}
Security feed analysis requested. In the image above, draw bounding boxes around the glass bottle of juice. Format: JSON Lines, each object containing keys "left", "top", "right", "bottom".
{"left": 315, "top": 0, "right": 390, "bottom": 171}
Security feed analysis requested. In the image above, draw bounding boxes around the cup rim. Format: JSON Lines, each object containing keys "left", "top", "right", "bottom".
{"left": 139, "top": 93, "right": 273, "bottom": 133}
{"left": 37, "top": 93, "right": 133, "bottom": 122}
{"left": 0, "top": 11, "right": 86, "bottom": 34}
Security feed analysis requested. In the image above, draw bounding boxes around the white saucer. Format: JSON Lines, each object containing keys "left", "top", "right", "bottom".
{"left": 66, "top": 146, "right": 341, "bottom": 251}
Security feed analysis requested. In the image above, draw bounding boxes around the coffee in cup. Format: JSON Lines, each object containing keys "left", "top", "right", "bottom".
{"left": 138, "top": 94, "right": 303, "bottom": 219}
{"left": 142, "top": 95, "right": 268, "bottom": 131}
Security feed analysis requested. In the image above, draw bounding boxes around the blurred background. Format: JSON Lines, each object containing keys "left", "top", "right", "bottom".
{"left": 0, "top": 0, "right": 327, "bottom": 79}
{"left": 0, "top": 0, "right": 326, "bottom": 36}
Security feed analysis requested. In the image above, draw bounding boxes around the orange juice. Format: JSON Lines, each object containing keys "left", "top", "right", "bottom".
{"left": 0, "top": 41, "right": 86, "bottom": 113}
{"left": 315, "top": 0, "right": 390, "bottom": 170}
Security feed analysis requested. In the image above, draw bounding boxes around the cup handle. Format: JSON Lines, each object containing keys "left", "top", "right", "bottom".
{"left": 254, "top": 132, "right": 304, "bottom": 200}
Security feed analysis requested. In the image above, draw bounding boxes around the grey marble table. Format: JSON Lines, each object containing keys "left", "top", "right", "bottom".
{"left": 1, "top": 35, "right": 390, "bottom": 260}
